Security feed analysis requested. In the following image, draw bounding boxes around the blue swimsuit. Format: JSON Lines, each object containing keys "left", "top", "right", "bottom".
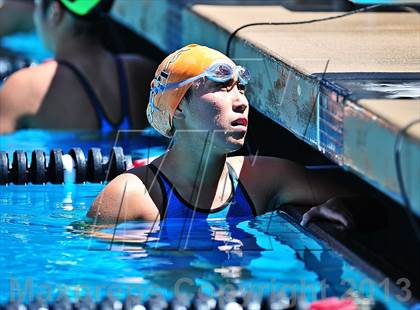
{"left": 148, "top": 163, "right": 256, "bottom": 220}
{"left": 57, "top": 56, "right": 131, "bottom": 132}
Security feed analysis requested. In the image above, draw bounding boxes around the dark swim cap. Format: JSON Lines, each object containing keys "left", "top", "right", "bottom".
{"left": 59, "top": 0, "right": 114, "bottom": 18}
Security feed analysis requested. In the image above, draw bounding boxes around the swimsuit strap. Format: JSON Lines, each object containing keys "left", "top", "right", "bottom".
{"left": 225, "top": 161, "right": 257, "bottom": 217}
{"left": 147, "top": 164, "right": 169, "bottom": 219}
{"left": 57, "top": 58, "right": 131, "bottom": 131}
{"left": 226, "top": 162, "right": 239, "bottom": 188}
{"left": 113, "top": 56, "right": 131, "bottom": 130}
{"left": 148, "top": 164, "right": 234, "bottom": 219}
{"left": 147, "top": 163, "right": 256, "bottom": 219}
{"left": 57, "top": 59, "right": 108, "bottom": 129}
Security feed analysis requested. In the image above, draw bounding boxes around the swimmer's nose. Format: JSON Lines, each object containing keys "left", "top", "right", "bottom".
{"left": 232, "top": 92, "right": 248, "bottom": 114}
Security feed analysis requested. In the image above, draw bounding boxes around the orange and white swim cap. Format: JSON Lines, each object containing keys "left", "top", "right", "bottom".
{"left": 147, "top": 44, "right": 230, "bottom": 137}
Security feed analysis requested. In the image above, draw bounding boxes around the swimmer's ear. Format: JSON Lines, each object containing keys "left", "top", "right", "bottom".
{"left": 46, "top": 1, "right": 65, "bottom": 24}
{"left": 173, "top": 105, "right": 185, "bottom": 120}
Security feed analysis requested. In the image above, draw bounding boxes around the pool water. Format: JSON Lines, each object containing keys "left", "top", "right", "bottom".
{"left": 1, "top": 32, "right": 51, "bottom": 64}
{"left": 1, "top": 32, "right": 52, "bottom": 82}
{"left": 0, "top": 129, "right": 167, "bottom": 160}
{"left": 0, "top": 130, "right": 411, "bottom": 309}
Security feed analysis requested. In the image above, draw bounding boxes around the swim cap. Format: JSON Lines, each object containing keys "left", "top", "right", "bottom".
{"left": 59, "top": 0, "right": 114, "bottom": 17}
{"left": 147, "top": 44, "right": 230, "bottom": 137}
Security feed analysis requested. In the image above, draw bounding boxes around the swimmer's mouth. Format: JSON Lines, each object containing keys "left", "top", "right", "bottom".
{"left": 231, "top": 118, "right": 248, "bottom": 127}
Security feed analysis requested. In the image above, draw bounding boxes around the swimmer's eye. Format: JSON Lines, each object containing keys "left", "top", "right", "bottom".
{"left": 221, "top": 81, "right": 231, "bottom": 90}
{"left": 211, "top": 80, "right": 246, "bottom": 93}
{"left": 211, "top": 81, "right": 231, "bottom": 91}
{"left": 237, "top": 83, "right": 246, "bottom": 93}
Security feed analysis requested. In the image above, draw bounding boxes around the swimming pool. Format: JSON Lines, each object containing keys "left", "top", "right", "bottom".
{"left": 0, "top": 130, "right": 413, "bottom": 309}
{"left": 1, "top": 32, "right": 51, "bottom": 64}
{"left": 1, "top": 32, "right": 52, "bottom": 82}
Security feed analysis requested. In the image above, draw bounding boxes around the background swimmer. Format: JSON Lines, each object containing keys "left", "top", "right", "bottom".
{"left": 88, "top": 44, "right": 355, "bottom": 228}
{"left": 0, "top": 0, "right": 156, "bottom": 133}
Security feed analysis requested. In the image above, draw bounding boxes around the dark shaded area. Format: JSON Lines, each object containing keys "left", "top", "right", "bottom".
{"left": 102, "top": 17, "right": 166, "bottom": 63}
{"left": 233, "top": 106, "right": 334, "bottom": 165}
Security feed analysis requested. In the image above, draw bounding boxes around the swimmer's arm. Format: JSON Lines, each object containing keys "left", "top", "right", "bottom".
{"left": 274, "top": 160, "right": 356, "bottom": 228}
{"left": 0, "top": 73, "right": 25, "bottom": 133}
{"left": 248, "top": 156, "right": 355, "bottom": 227}
{"left": 87, "top": 173, "right": 160, "bottom": 224}
{"left": 245, "top": 156, "right": 352, "bottom": 207}
{"left": 275, "top": 161, "right": 354, "bottom": 206}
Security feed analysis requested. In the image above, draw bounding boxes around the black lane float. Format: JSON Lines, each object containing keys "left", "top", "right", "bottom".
{"left": 0, "top": 147, "right": 132, "bottom": 185}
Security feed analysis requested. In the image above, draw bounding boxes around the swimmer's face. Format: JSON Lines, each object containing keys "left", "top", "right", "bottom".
{"left": 33, "top": 0, "right": 54, "bottom": 51}
{"left": 178, "top": 60, "right": 249, "bottom": 153}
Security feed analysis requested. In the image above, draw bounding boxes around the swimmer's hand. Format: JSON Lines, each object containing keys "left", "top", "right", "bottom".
{"left": 300, "top": 197, "right": 355, "bottom": 229}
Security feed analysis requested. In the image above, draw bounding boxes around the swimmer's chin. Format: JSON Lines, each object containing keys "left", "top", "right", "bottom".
{"left": 224, "top": 135, "right": 246, "bottom": 152}
{"left": 227, "top": 129, "right": 247, "bottom": 143}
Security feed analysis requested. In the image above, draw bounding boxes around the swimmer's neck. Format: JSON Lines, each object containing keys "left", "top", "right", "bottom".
{"left": 54, "top": 35, "right": 104, "bottom": 60}
{"left": 162, "top": 141, "right": 229, "bottom": 188}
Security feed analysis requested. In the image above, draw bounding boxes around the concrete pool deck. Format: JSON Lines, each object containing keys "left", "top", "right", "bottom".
{"left": 111, "top": 1, "right": 420, "bottom": 216}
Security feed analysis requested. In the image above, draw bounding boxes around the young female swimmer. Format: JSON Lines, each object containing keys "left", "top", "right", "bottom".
{"left": 88, "top": 44, "right": 355, "bottom": 227}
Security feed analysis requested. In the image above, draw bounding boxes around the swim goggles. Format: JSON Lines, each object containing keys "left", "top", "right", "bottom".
{"left": 149, "top": 62, "right": 251, "bottom": 112}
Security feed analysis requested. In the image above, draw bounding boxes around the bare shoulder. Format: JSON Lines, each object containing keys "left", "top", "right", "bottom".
{"left": 87, "top": 172, "right": 160, "bottom": 223}
{"left": 12, "top": 60, "right": 56, "bottom": 80}
{"left": 228, "top": 155, "right": 308, "bottom": 207}
{"left": 0, "top": 61, "right": 57, "bottom": 132}
{"left": 1, "top": 61, "right": 57, "bottom": 99}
